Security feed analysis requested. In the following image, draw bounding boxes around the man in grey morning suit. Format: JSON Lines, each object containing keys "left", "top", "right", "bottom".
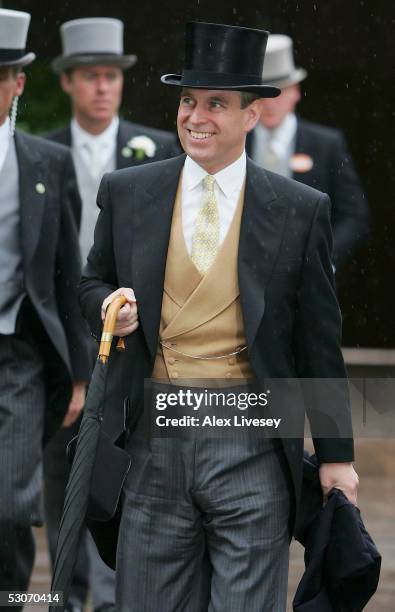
{"left": 0, "top": 8, "right": 89, "bottom": 602}
{"left": 44, "top": 17, "right": 180, "bottom": 612}
{"left": 247, "top": 34, "right": 369, "bottom": 269}
{"left": 79, "top": 22, "right": 359, "bottom": 611}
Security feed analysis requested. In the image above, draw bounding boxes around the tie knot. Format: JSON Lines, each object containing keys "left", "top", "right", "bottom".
{"left": 203, "top": 175, "right": 216, "bottom": 192}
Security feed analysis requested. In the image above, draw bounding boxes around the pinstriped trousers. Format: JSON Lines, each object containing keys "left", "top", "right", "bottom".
{"left": 0, "top": 329, "right": 45, "bottom": 593}
{"left": 116, "top": 417, "right": 291, "bottom": 611}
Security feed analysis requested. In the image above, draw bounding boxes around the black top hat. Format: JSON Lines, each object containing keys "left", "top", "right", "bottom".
{"left": 161, "top": 22, "right": 280, "bottom": 98}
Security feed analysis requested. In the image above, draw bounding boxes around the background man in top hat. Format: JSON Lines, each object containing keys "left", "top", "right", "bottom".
{"left": 44, "top": 17, "right": 179, "bottom": 612}
{"left": 47, "top": 17, "right": 180, "bottom": 265}
{"left": 0, "top": 7, "right": 89, "bottom": 600}
{"left": 248, "top": 34, "right": 369, "bottom": 269}
{"left": 79, "top": 22, "right": 358, "bottom": 611}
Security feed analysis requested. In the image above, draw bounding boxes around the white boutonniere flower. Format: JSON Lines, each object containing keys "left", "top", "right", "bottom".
{"left": 126, "top": 135, "right": 157, "bottom": 160}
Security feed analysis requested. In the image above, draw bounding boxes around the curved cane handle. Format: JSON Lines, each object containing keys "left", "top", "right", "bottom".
{"left": 99, "top": 295, "right": 127, "bottom": 364}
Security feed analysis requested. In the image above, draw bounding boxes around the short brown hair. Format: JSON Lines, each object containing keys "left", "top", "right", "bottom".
{"left": 240, "top": 92, "right": 261, "bottom": 108}
{"left": 0, "top": 65, "right": 21, "bottom": 79}
{"left": 11, "top": 66, "right": 22, "bottom": 77}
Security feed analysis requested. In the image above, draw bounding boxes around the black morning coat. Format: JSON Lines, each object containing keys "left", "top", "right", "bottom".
{"left": 293, "top": 453, "right": 381, "bottom": 612}
{"left": 78, "top": 154, "right": 355, "bottom": 566}
{"left": 247, "top": 117, "right": 369, "bottom": 267}
{"left": 14, "top": 130, "right": 90, "bottom": 441}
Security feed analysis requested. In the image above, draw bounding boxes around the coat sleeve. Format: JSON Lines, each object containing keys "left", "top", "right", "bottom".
{"left": 293, "top": 193, "right": 354, "bottom": 463}
{"left": 79, "top": 174, "right": 118, "bottom": 340}
{"left": 329, "top": 131, "right": 369, "bottom": 267}
{"left": 55, "top": 151, "right": 90, "bottom": 381}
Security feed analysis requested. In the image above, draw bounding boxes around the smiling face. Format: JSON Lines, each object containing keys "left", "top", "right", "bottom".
{"left": 177, "top": 88, "right": 261, "bottom": 174}
{"left": 0, "top": 66, "right": 25, "bottom": 126}
{"left": 60, "top": 65, "right": 123, "bottom": 134}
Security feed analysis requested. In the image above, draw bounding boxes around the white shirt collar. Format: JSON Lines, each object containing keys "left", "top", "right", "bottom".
{"left": 183, "top": 151, "right": 246, "bottom": 199}
{"left": 71, "top": 116, "right": 119, "bottom": 150}
{"left": 0, "top": 116, "right": 10, "bottom": 146}
{"left": 0, "top": 117, "right": 11, "bottom": 172}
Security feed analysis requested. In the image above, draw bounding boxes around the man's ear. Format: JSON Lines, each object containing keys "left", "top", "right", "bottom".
{"left": 245, "top": 99, "right": 262, "bottom": 132}
{"left": 60, "top": 72, "right": 72, "bottom": 94}
{"left": 292, "top": 84, "right": 301, "bottom": 105}
{"left": 15, "top": 71, "right": 26, "bottom": 97}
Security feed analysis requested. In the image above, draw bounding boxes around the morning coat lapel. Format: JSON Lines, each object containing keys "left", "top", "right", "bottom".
{"left": 238, "top": 158, "right": 288, "bottom": 349}
{"left": 131, "top": 154, "right": 186, "bottom": 359}
{"left": 116, "top": 120, "right": 138, "bottom": 169}
{"left": 294, "top": 118, "right": 303, "bottom": 155}
{"left": 292, "top": 120, "right": 302, "bottom": 180}
{"left": 57, "top": 125, "right": 72, "bottom": 147}
{"left": 292, "top": 119, "right": 315, "bottom": 184}
{"left": 14, "top": 131, "right": 48, "bottom": 270}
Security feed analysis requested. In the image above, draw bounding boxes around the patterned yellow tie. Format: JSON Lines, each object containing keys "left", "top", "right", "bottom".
{"left": 191, "top": 175, "right": 220, "bottom": 275}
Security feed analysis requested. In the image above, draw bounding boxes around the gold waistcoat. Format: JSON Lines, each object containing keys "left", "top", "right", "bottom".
{"left": 152, "top": 176, "right": 254, "bottom": 382}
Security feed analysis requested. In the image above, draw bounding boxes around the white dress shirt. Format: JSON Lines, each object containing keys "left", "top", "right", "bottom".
{"left": 252, "top": 112, "right": 297, "bottom": 177}
{"left": 0, "top": 117, "right": 11, "bottom": 173}
{"left": 182, "top": 151, "right": 247, "bottom": 254}
{"left": 71, "top": 116, "right": 119, "bottom": 177}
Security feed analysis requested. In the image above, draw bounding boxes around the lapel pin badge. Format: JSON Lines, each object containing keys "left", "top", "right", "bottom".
{"left": 289, "top": 154, "right": 314, "bottom": 173}
{"left": 121, "top": 146, "right": 132, "bottom": 158}
{"left": 35, "top": 182, "right": 46, "bottom": 194}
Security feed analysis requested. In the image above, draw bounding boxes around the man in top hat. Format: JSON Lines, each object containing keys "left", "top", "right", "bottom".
{"left": 47, "top": 17, "right": 180, "bottom": 265}
{"left": 248, "top": 34, "right": 369, "bottom": 269}
{"left": 0, "top": 7, "right": 89, "bottom": 599}
{"left": 79, "top": 22, "right": 358, "bottom": 611}
{"left": 44, "top": 17, "right": 180, "bottom": 612}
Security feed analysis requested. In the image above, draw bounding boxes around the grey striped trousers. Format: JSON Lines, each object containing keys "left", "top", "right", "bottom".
{"left": 0, "top": 330, "right": 45, "bottom": 592}
{"left": 116, "top": 417, "right": 291, "bottom": 611}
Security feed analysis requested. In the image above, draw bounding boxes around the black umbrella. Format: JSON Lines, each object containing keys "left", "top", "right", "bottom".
{"left": 50, "top": 296, "right": 126, "bottom": 611}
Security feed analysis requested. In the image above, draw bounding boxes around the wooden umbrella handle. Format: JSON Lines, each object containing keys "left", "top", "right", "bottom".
{"left": 99, "top": 295, "right": 127, "bottom": 364}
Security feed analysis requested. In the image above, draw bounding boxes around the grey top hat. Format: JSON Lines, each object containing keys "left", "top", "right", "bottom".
{"left": 52, "top": 17, "right": 137, "bottom": 73}
{"left": 261, "top": 34, "right": 307, "bottom": 89}
{"left": 0, "top": 8, "right": 35, "bottom": 67}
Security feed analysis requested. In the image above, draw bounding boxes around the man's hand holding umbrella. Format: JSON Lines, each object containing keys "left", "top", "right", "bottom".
{"left": 50, "top": 291, "right": 136, "bottom": 610}
{"left": 101, "top": 287, "right": 139, "bottom": 337}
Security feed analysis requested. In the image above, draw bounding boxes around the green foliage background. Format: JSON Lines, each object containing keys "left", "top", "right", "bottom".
{"left": 17, "top": 61, "right": 70, "bottom": 134}
{"left": 16, "top": 60, "right": 131, "bottom": 135}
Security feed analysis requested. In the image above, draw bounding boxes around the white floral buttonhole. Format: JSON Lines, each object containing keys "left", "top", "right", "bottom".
{"left": 122, "top": 135, "right": 157, "bottom": 160}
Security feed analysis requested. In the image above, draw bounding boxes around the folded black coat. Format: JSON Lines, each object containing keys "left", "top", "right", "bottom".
{"left": 293, "top": 454, "right": 381, "bottom": 612}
